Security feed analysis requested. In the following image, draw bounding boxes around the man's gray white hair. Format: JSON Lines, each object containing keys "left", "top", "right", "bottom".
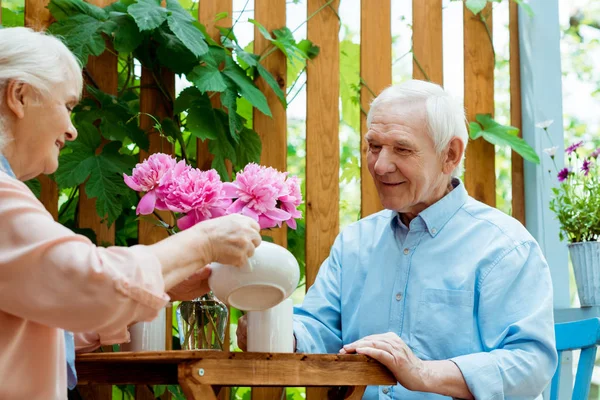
{"left": 366, "top": 79, "right": 469, "bottom": 177}
{"left": 0, "top": 27, "right": 83, "bottom": 150}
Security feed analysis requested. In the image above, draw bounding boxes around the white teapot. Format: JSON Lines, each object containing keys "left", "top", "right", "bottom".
{"left": 208, "top": 241, "right": 300, "bottom": 311}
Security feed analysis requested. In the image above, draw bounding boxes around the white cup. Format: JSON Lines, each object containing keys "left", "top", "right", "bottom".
{"left": 121, "top": 308, "right": 166, "bottom": 352}
{"left": 246, "top": 298, "right": 294, "bottom": 353}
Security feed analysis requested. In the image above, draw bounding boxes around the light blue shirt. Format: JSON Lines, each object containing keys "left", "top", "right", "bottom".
{"left": 293, "top": 179, "right": 557, "bottom": 400}
{"left": 0, "top": 154, "right": 78, "bottom": 390}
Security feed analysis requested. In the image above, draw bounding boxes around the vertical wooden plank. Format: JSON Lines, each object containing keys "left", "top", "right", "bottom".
{"left": 198, "top": 1, "right": 232, "bottom": 172}
{"left": 306, "top": 2, "right": 341, "bottom": 392}
{"left": 254, "top": 0, "right": 286, "bottom": 246}
{"left": 463, "top": 3, "right": 496, "bottom": 206}
{"left": 306, "top": 0, "right": 340, "bottom": 290}
{"left": 509, "top": 1, "right": 525, "bottom": 225}
{"left": 196, "top": 6, "right": 232, "bottom": 399}
{"left": 412, "top": 0, "right": 443, "bottom": 85}
{"left": 359, "top": 0, "right": 391, "bottom": 218}
{"left": 24, "top": 0, "right": 57, "bottom": 219}
{"left": 78, "top": 0, "right": 117, "bottom": 247}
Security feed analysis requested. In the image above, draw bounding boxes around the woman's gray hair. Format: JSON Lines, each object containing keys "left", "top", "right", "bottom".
{"left": 366, "top": 80, "right": 469, "bottom": 177}
{"left": 0, "top": 27, "right": 83, "bottom": 150}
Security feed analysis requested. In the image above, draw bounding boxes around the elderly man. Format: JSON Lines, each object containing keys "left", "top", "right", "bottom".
{"left": 238, "top": 79, "right": 557, "bottom": 399}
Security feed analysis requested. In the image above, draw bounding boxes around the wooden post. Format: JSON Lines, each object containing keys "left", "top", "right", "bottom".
{"left": 251, "top": 1, "right": 287, "bottom": 397}
{"left": 509, "top": 1, "right": 525, "bottom": 225}
{"left": 463, "top": 3, "right": 496, "bottom": 206}
{"left": 24, "top": 0, "right": 57, "bottom": 219}
{"left": 306, "top": 0, "right": 340, "bottom": 289}
{"left": 306, "top": 2, "right": 340, "bottom": 399}
{"left": 359, "top": 0, "right": 391, "bottom": 218}
{"left": 254, "top": 0, "right": 287, "bottom": 247}
{"left": 412, "top": 0, "right": 443, "bottom": 85}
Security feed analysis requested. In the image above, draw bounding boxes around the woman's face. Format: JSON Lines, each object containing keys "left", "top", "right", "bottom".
{"left": 4, "top": 80, "right": 79, "bottom": 180}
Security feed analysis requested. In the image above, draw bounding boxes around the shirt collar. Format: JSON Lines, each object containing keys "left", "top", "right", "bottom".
{"left": 389, "top": 178, "right": 468, "bottom": 237}
{"left": 0, "top": 154, "right": 16, "bottom": 179}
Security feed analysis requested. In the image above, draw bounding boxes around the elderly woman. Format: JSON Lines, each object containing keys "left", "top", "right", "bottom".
{"left": 0, "top": 27, "right": 261, "bottom": 399}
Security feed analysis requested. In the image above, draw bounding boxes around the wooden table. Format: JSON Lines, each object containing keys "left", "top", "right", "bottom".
{"left": 76, "top": 351, "right": 396, "bottom": 399}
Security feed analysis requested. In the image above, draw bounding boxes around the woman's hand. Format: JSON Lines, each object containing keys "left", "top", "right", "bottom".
{"left": 195, "top": 214, "right": 262, "bottom": 267}
{"left": 167, "top": 266, "right": 212, "bottom": 301}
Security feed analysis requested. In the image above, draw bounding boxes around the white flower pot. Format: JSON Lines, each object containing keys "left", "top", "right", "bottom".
{"left": 121, "top": 307, "right": 166, "bottom": 351}
{"left": 569, "top": 241, "right": 600, "bottom": 307}
{"left": 208, "top": 241, "right": 300, "bottom": 311}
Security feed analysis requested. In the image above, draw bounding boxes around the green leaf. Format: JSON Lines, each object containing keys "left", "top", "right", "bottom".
{"left": 472, "top": 114, "right": 540, "bottom": 164}
{"left": 234, "top": 127, "right": 262, "bottom": 168}
{"left": 272, "top": 27, "right": 307, "bottom": 62}
{"left": 186, "top": 105, "right": 220, "bottom": 141}
{"left": 100, "top": 141, "right": 137, "bottom": 174}
{"left": 155, "top": 28, "right": 199, "bottom": 74}
{"left": 48, "top": 14, "right": 106, "bottom": 65}
{"left": 465, "top": 0, "right": 488, "bottom": 15}
{"left": 223, "top": 59, "right": 271, "bottom": 117}
{"left": 217, "top": 25, "right": 236, "bottom": 42}
{"left": 1, "top": 7, "right": 24, "bottom": 27}
{"left": 339, "top": 40, "right": 359, "bottom": 132}
{"left": 296, "top": 39, "right": 320, "bottom": 59}
{"left": 102, "top": 12, "right": 143, "bottom": 53}
{"left": 47, "top": 0, "right": 107, "bottom": 22}
{"left": 468, "top": 121, "right": 483, "bottom": 139}
{"left": 153, "top": 385, "right": 167, "bottom": 397}
{"left": 128, "top": 0, "right": 167, "bottom": 31}
{"left": 248, "top": 18, "right": 273, "bottom": 41}
{"left": 221, "top": 89, "right": 245, "bottom": 142}
{"left": 166, "top": 0, "right": 208, "bottom": 57}
{"left": 24, "top": 178, "right": 42, "bottom": 199}
{"left": 257, "top": 63, "right": 286, "bottom": 107}
{"left": 85, "top": 156, "right": 127, "bottom": 225}
{"left": 214, "top": 12, "right": 228, "bottom": 22}
{"left": 174, "top": 86, "right": 203, "bottom": 114}
{"left": 55, "top": 151, "right": 96, "bottom": 189}
{"left": 209, "top": 113, "right": 237, "bottom": 180}
{"left": 236, "top": 97, "right": 253, "bottom": 128}
{"left": 188, "top": 64, "right": 227, "bottom": 93}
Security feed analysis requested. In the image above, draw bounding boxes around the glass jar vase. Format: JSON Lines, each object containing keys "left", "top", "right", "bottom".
{"left": 176, "top": 292, "right": 228, "bottom": 350}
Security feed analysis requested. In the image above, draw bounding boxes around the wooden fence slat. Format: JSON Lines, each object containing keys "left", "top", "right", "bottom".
{"left": 252, "top": 0, "right": 288, "bottom": 395}
{"left": 78, "top": 0, "right": 117, "bottom": 249}
{"left": 306, "top": 0, "right": 341, "bottom": 393}
{"left": 254, "top": 0, "right": 287, "bottom": 246}
{"left": 359, "top": 0, "right": 391, "bottom": 218}
{"left": 196, "top": 7, "right": 232, "bottom": 400}
{"left": 197, "top": 1, "right": 232, "bottom": 172}
{"left": 412, "top": 0, "right": 443, "bottom": 85}
{"left": 463, "top": 3, "right": 496, "bottom": 206}
{"left": 509, "top": 1, "right": 525, "bottom": 224}
{"left": 24, "top": 0, "right": 57, "bottom": 219}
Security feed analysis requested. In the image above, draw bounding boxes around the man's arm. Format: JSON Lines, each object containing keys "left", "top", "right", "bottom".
{"left": 293, "top": 235, "right": 343, "bottom": 354}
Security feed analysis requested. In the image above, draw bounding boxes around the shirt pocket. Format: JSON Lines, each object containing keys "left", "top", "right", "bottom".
{"left": 411, "top": 288, "right": 474, "bottom": 360}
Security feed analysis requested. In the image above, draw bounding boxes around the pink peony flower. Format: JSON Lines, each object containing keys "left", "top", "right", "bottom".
{"left": 156, "top": 162, "right": 232, "bottom": 230}
{"left": 278, "top": 176, "right": 303, "bottom": 229}
{"left": 223, "top": 163, "right": 292, "bottom": 229}
{"left": 123, "top": 153, "right": 176, "bottom": 215}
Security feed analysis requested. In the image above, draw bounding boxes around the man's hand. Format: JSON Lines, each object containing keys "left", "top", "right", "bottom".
{"left": 340, "top": 332, "right": 427, "bottom": 392}
{"left": 167, "top": 266, "right": 211, "bottom": 301}
{"left": 340, "top": 332, "right": 473, "bottom": 399}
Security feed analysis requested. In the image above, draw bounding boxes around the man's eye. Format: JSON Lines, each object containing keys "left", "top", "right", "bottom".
{"left": 369, "top": 144, "right": 382, "bottom": 151}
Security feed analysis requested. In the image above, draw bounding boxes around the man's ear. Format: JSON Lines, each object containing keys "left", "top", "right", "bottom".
{"left": 442, "top": 137, "right": 464, "bottom": 175}
{"left": 5, "top": 80, "right": 29, "bottom": 119}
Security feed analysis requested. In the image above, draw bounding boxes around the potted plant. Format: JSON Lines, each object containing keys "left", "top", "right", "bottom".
{"left": 540, "top": 121, "right": 600, "bottom": 306}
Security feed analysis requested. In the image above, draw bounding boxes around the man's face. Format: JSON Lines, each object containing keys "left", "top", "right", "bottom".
{"left": 366, "top": 100, "right": 447, "bottom": 215}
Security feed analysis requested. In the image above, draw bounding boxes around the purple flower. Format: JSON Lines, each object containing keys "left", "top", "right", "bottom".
{"left": 566, "top": 141, "right": 584, "bottom": 155}
{"left": 582, "top": 159, "right": 593, "bottom": 176}
{"left": 592, "top": 148, "right": 600, "bottom": 159}
{"left": 557, "top": 168, "right": 571, "bottom": 182}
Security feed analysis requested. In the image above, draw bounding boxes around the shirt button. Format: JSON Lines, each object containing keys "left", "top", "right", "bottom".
{"left": 403, "top": 248, "right": 409, "bottom": 255}
{"left": 382, "top": 387, "right": 390, "bottom": 394}
{"left": 431, "top": 228, "right": 437, "bottom": 234}
{"left": 395, "top": 292, "right": 403, "bottom": 301}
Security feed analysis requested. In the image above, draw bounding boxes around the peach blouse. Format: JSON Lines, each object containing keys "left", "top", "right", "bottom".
{"left": 0, "top": 171, "right": 170, "bottom": 399}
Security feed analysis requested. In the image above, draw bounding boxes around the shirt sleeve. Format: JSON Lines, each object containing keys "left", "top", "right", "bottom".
{"left": 450, "top": 241, "right": 558, "bottom": 400}
{"left": 293, "top": 235, "right": 343, "bottom": 354}
{"left": 0, "top": 174, "right": 170, "bottom": 336}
